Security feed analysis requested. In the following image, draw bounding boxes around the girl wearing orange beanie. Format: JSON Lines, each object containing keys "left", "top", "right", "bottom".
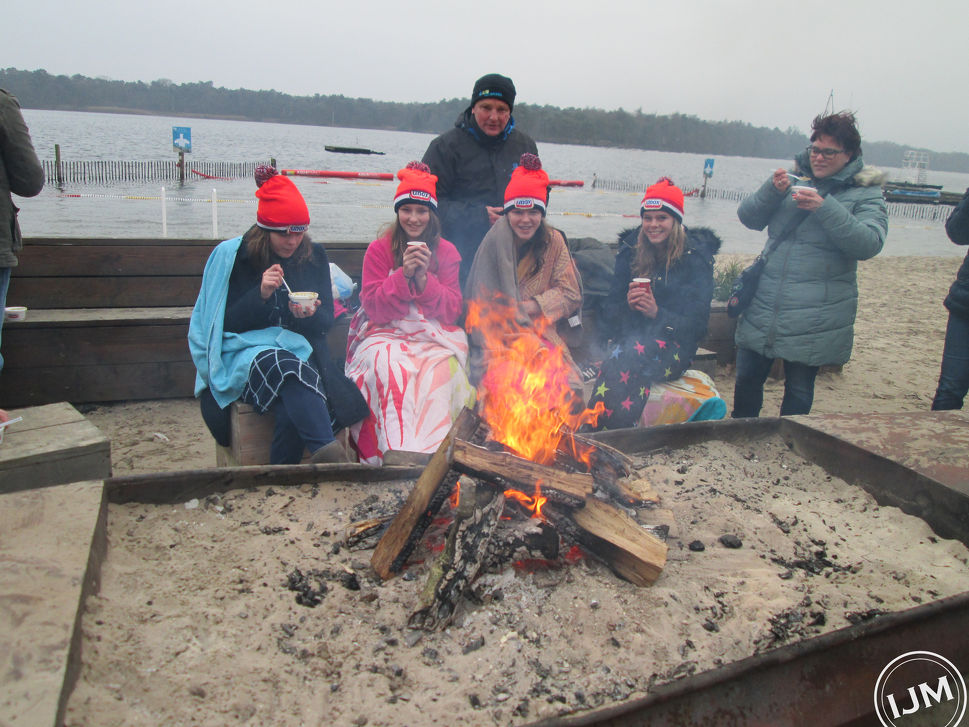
{"left": 344, "top": 162, "right": 474, "bottom": 464}
{"left": 587, "top": 177, "right": 723, "bottom": 430}
{"left": 464, "top": 153, "right": 583, "bottom": 389}
{"left": 190, "top": 172, "right": 368, "bottom": 463}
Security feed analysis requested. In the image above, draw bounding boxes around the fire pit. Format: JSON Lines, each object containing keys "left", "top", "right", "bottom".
{"left": 57, "top": 417, "right": 969, "bottom": 727}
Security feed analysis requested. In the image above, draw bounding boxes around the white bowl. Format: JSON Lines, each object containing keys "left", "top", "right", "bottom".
{"left": 288, "top": 291, "right": 318, "bottom": 313}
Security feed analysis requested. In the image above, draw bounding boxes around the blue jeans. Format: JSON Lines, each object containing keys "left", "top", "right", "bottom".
{"left": 268, "top": 378, "right": 335, "bottom": 464}
{"left": 732, "top": 347, "right": 820, "bottom": 417}
{"left": 932, "top": 311, "right": 969, "bottom": 410}
{"left": 0, "top": 267, "right": 10, "bottom": 375}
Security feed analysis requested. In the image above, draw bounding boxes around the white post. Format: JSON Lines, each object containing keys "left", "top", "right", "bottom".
{"left": 211, "top": 188, "right": 218, "bottom": 239}
{"left": 161, "top": 186, "right": 168, "bottom": 238}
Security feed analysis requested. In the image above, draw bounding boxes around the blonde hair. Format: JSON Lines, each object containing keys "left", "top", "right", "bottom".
{"left": 632, "top": 219, "right": 686, "bottom": 278}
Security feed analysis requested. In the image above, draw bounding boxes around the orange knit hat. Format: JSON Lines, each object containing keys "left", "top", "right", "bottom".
{"left": 640, "top": 177, "right": 684, "bottom": 222}
{"left": 255, "top": 176, "right": 310, "bottom": 232}
{"left": 503, "top": 153, "right": 549, "bottom": 215}
{"left": 394, "top": 161, "right": 438, "bottom": 212}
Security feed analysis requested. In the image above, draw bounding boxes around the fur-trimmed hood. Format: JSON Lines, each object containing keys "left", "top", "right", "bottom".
{"left": 793, "top": 150, "right": 887, "bottom": 189}
{"left": 618, "top": 225, "right": 723, "bottom": 260}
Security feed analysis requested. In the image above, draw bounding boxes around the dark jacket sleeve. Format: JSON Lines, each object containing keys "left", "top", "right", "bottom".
{"left": 599, "top": 242, "right": 634, "bottom": 343}
{"left": 946, "top": 188, "right": 969, "bottom": 246}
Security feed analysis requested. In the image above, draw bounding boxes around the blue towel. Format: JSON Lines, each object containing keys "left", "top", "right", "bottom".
{"left": 188, "top": 236, "right": 313, "bottom": 409}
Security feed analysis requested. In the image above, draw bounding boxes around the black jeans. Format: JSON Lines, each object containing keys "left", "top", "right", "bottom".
{"left": 732, "top": 347, "right": 819, "bottom": 417}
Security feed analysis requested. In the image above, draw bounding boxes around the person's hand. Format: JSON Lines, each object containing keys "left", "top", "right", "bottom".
{"left": 0, "top": 409, "right": 9, "bottom": 424}
{"left": 288, "top": 298, "right": 320, "bottom": 318}
{"left": 521, "top": 298, "right": 542, "bottom": 318}
{"left": 486, "top": 206, "right": 504, "bottom": 226}
{"left": 772, "top": 168, "right": 792, "bottom": 193}
{"left": 402, "top": 243, "right": 431, "bottom": 290}
{"left": 260, "top": 263, "right": 285, "bottom": 300}
{"left": 627, "top": 282, "right": 658, "bottom": 318}
{"left": 792, "top": 186, "right": 824, "bottom": 211}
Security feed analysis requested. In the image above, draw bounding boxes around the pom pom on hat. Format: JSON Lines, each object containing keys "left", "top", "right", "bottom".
{"left": 256, "top": 175, "right": 310, "bottom": 232}
{"left": 503, "top": 153, "right": 549, "bottom": 215}
{"left": 640, "top": 176, "right": 684, "bottom": 222}
{"left": 254, "top": 164, "right": 278, "bottom": 188}
{"left": 394, "top": 161, "right": 438, "bottom": 212}
{"left": 471, "top": 73, "right": 516, "bottom": 112}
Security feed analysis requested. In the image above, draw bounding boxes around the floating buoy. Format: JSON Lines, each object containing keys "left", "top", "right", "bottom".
{"left": 282, "top": 169, "right": 394, "bottom": 181}
{"left": 549, "top": 179, "right": 584, "bottom": 187}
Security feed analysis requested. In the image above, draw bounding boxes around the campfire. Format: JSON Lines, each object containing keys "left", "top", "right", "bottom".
{"left": 371, "top": 299, "right": 668, "bottom": 630}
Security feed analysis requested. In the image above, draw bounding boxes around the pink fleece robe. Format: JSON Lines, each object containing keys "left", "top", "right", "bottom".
{"left": 359, "top": 235, "right": 463, "bottom": 325}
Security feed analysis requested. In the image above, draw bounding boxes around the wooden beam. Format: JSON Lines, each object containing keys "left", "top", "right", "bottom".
{"left": 451, "top": 438, "right": 593, "bottom": 507}
{"left": 570, "top": 497, "right": 667, "bottom": 586}
{"left": 371, "top": 408, "right": 481, "bottom": 580}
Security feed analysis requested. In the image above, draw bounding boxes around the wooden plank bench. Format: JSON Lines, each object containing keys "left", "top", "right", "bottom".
{"left": 0, "top": 402, "right": 111, "bottom": 493}
{"left": 1, "top": 238, "right": 368, "bottom": 407}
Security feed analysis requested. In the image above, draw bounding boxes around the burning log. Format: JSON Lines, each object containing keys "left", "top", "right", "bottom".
{"left": 570, "top": 497, "right": 667, "bottom": 586}
{"left": 451, "top": 438, "right": 593, "bottom": 508}
{"left": 409, "top": 478, "right": 505, "bottom": 631}
{"left": 371, "top": 408, "right": 481, "bottom": 580}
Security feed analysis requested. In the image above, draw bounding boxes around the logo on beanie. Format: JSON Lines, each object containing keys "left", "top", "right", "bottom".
{"left": 409, "top": 190, "right": 431, "bottom": 201}
{"left": 643, "top": 199, "right": 664, "bottom": 210}
{"left": 514, "top": 198, "right": 536, "bottom": 209}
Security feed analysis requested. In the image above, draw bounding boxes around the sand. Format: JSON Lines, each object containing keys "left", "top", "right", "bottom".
{"left": 57, "top": 255, "right": 968, "bottom": 726}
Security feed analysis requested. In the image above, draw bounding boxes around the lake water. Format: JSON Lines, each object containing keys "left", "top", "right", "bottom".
{"left": 17, "top": 109, "right": 969, "bottom": 257}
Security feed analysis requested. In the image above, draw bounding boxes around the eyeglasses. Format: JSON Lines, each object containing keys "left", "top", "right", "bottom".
{"left": 806, "top": 145, "right": 845, "bottom": 159}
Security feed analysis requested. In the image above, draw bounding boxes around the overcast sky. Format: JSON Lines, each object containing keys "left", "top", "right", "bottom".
{"left": 5, "top": 0, "right": 968, "bottom": 153}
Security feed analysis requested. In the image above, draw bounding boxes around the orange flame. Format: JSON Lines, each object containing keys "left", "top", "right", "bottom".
{"left": 466, "top": 297, "right": 604, "bottom": 467}
{"left": 504, "top": 480, "right": 548, "bottom": 519}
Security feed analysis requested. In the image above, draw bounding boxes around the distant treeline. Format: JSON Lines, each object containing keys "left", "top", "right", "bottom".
{"left": 4, "top": 67, "right": 968, "bottom": 173}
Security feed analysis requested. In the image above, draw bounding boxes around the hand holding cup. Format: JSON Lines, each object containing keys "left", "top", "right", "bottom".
{"left": 403, "top": 241, "right": 431, "bottom": 279}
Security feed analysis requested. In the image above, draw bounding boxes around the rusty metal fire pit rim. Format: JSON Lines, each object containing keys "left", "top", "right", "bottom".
{"left": 523, "top": 590, "right": 969, "bottom": 727}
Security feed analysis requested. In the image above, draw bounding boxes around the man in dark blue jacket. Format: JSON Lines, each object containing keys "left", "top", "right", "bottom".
{"left": 422, "top": 73, "right": 537, "bottom": 285}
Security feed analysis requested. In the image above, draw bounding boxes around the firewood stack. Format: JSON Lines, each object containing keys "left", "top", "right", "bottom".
{"left": 371, "top": 408, "right": 668, "bottom": 631}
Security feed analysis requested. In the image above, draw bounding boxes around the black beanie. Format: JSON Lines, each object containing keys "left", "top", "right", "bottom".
{"left": 471, "top": 73, "right": 516, "bottom": 112}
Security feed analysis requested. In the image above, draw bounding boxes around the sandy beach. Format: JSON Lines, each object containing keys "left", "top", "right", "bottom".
{"left": 79, "top": 254, "right": 964, "bottom": 477}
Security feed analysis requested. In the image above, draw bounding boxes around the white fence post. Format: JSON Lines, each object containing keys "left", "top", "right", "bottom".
{"left": 161, "top": 186, "right": 167, "bottom": 238}
{"left": 211, "top": 188, "right": 218, "bottom": 239}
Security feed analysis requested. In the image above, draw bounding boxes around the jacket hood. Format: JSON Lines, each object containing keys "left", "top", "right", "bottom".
{"left": 793, "top": 150, "right": 886, "bottom": 188}
{"left": 618, "top": 225, "right": 722, "bottom": 257}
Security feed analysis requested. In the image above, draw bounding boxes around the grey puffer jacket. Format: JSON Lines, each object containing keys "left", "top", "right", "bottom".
{"left": 0, "top": 90, "right": 45, "bottom": 268}
{"left": 735, "top": 151, "right": 888, "bottom": 366}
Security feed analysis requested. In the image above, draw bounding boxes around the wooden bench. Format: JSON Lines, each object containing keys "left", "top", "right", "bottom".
{"left": 1, "top": 238, "right": 368, "bottom": 408}
{"left": 0, "top": 402, "right": 111, "bottom": 493}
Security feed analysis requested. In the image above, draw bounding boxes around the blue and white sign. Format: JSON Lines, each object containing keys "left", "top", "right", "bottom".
{"left": 172, "top": 126, "right": 192, "bottom": 154}
{"left": 704, "top": 158, "right": 715, "bottom": 178}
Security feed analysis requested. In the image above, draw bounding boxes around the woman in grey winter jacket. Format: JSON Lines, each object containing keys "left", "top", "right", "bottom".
{"left": 732, "top": 112, "right": 888, "bottom": 417}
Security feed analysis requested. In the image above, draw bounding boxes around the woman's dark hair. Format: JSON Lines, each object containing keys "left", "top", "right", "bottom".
{"left": 810, "top": 111, "right": 862, "bottom": 159}
{"left": 382, "top": 207, "right": 442, "bottom": 271}
{"left": 512, "top": 217, "right": 552, "bottom": 279}
{"left": 242, "top": 224, "right": 313, "bottom": 271}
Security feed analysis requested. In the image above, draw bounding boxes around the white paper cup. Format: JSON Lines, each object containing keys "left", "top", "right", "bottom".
{"left": 406, "top": 241, "right": 428, "bottom": 249}
{"left": 4, "top": 306, "right": 27, "bottom": 322}
{"left": 288, "top": 291, "right": 318, "bottom": 314}
{"left": 791, "top": 185, "right": 814, "bottom": 196}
